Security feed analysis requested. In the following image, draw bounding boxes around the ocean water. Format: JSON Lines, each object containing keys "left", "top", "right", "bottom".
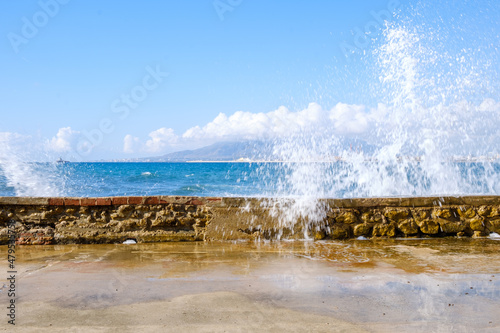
{"left": 0, "top": 161, "right": 499, "bottom": 198}
{"left": 0, "top": 162, "right": 257, "bottom": 197}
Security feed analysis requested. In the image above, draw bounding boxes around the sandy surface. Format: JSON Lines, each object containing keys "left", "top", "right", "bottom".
{"left": 16, "top": 292, "right": 366, "bottom": 333}
{"left": 1, "top": 238, "right": 500, "bottom": 332}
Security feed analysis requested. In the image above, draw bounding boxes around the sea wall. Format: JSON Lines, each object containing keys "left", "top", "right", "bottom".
{"left": 1, "top": 195, "right": 499, "bottom": 245}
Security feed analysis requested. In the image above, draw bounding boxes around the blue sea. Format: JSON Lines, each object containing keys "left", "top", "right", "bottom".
{"left": 0, "top": 162, "right": 255, "bottom": 197}
{"left": 0, "top": 162, "right": 270, "bottom": 197}
{"left": 0, "top": 161, "right": 499, "bottom": 198}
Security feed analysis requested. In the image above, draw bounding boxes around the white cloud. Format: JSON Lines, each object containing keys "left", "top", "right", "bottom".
{"left": 123, "top": 134, "right": 140, "bottom": 154}
{"left": 181, "top": 102, "right": 368, "bottom": 141}
{"left": 46, "top": 127, "right": 80, "bottom": 153}
{"left": 145, "top": 128, "right": 178, "bottom": 153}
{"left": 329, "top": 103, "right": 370, "bottom": 134}
{"left": 123, "top": 128, "right": 179, "bottom": 154}
{"left": 121, "top": 102, "right": 375, "bottom": 155}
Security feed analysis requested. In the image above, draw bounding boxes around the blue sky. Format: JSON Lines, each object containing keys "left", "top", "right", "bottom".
{"left": 1, "top": 0, "right": 499, "bottom": 161}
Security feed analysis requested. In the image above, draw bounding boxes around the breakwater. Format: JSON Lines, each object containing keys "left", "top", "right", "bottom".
{"left": 1, "top": 195, "right": 499, "bottom": 245}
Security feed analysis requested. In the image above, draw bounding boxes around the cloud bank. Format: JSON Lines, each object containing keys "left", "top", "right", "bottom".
{"left": 1, "top": 99, "right": 499, "bottom": 161}
{"left": 124, "top": 102, "right": 378, "bottom": 155}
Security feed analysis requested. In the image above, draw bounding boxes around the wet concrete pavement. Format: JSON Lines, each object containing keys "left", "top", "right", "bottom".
{"left": 1, "top": 238, "right": 500, "bottom": 332}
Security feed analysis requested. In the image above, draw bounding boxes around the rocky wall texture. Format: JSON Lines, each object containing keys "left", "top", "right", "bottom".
{"left": 0, "top": 196, "right": 499, "bottom": 244}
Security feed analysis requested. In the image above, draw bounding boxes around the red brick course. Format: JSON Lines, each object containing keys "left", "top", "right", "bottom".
{"left": 81, "top": 198, "right": 96, "bottom": 206}
{"left": 64, "top": 198, "right": 81, "bottom": 206}
{"left": 48, "top": 198, "right": 64, "bottom": 206}
{"left": 111, "top": 197, "right": 128, "bottom": 205}
{"left": 96, "top": 198, "right": 112, "bottom": 206}
{"left": 128, "top": 197, "right": 143, "bottom": 205}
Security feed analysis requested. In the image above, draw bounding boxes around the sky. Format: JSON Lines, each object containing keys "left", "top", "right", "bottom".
{"left": 0, "top": 0, "right": 499, "bottom": 161}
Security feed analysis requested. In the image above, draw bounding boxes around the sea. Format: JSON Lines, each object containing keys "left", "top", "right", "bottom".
{"left": 0, "top": 161, "right": 499, "bottom": 198}
{"left": 0, "top": 162, "right": 267, "bottom": 197}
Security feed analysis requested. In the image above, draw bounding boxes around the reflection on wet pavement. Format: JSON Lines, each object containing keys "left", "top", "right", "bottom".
{"left": 2, "top": 238, "right": 500, "bottom": 332}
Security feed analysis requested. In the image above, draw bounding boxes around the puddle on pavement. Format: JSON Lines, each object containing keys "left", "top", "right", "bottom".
{"left": 1, "top": 238, "right": 500, "bottom": 332}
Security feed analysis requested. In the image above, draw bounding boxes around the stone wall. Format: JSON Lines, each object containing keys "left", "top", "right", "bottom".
{"left": 0, "top": 195, "right": 499, "bottom": 245}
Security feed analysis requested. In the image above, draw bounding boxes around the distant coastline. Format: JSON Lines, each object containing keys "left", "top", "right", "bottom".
{"left": 103, "top": 156, "right": 500, "bottom": 163}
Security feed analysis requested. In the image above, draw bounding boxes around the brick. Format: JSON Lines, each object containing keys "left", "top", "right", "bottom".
{"left": 96, "top": 198, "right": 112, "bottom": 206}
{"left": 144, "top": 197, "right": 159, "bottom": 205}
{"left": 81, "top": 198, "right": 96, "bottom": 206}
{"left": 128, "top": 197, "right": 143, "bottom": 205}
{"left": 112, "top": 197, "right": 128, "bottom": 205}
{"left": 49, "top": 198, "right": 64, "bottom": 206}
{"left": 64, "top": 198, "right": 81, "bottom": 206}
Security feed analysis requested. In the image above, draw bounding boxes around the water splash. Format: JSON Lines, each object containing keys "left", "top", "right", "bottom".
{"left": 261, "top": 1, "right": 500, "bottom": 231}
{"left": 0, "top": 134, "right": 63, "bottom": 197}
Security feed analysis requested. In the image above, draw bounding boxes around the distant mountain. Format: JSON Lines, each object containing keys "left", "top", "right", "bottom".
{"left": 131, "top": 137, "right": 379, "bottom": 162}
{"left": 140, "top": 141, "right": 267, "bottom": 162}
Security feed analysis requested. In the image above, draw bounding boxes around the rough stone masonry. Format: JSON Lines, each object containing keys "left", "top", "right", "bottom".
{"left": 0, "top": 195, "right": 499, "bottom": 245}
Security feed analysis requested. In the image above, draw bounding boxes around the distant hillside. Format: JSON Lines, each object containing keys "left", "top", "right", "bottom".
{"left": 140, "top": 141, "right": 267, "bottom": 162}
{"left": 136, "top": 138, "right": 377, "bottom": 162}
